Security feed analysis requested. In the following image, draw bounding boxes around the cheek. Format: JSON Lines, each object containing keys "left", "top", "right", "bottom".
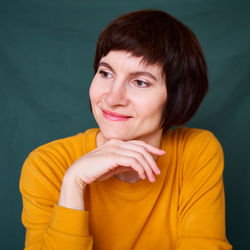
{"left": 155, "top": 89, "right": 167, "bottom": 113}
{"left": 135, "top": 92, "right": 166, "bottom": 118}
{"left": 89, "top": 83, "right": 95, "bottom": 103}
{"left": 89, "top": 80, "right": 101, "bottom": 104}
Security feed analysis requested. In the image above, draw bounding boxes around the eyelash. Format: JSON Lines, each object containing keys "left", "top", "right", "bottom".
{"left": 134, "top": 80, "right": 150, "bottom": 88}
{"left": 99, "top": 70, "right": 112, "bottom": 79}
{"left": 98, "top": 70, "right": 151, "bottom": 88}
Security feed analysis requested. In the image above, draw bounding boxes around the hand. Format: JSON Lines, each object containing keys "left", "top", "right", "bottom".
{"left": 58, "top": 139, "right": 165, "bottom": 210}
{"left": 66, "top": 139, "right": 165, "bottom": 185}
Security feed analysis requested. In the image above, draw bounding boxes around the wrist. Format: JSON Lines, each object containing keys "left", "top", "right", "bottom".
{"left": 62, "top": 170, "right": 87, "bottom": 191}
{"left": 58, "top": 171, "right": 87, "bottom": 211}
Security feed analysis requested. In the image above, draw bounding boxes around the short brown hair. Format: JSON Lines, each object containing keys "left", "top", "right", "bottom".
{"left": 94, "top": 10, "right": 208, "bottom": 131}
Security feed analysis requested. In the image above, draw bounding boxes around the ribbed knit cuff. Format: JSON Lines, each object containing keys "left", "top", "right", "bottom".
{"left": 50, "top": 204, "right": 90, "bottom": 237}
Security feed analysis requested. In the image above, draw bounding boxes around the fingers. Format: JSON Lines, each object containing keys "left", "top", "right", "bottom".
{"left": 95, "top": 166, "right": 133, "bottom": 182}
{"left": 114, "top": 149, "right": 156, "bottom": 182}
{"left": 84, "top": 139, "right": 165, "bottom": 183}
{"left": 114, "top": 140, "right": 164, "bottom": 175}
{"left": 129, "top": 140, "right": 165, "bottom": 156}
{"left": 106, "top": 139, "right": 166, "bottom": 183}
{"left": 109, "top": 154, "right": 145, "bottom": 180}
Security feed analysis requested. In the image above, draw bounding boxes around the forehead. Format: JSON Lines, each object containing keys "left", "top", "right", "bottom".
{"left": 100, "top": 50, "right": 165, "bottom": 79}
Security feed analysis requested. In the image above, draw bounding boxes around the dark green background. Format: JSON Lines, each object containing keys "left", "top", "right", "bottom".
{"left": 1, "top": 0, "right": 249, "bottom": 249}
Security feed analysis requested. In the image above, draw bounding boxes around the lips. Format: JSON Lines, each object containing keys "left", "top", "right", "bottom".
{"left": 101, "top": 109, "right": 132, "bottom": 121}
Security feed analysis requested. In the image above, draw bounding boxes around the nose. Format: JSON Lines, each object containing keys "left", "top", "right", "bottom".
{"left": 105, "top": 79, "right": 129, "bottom": 107}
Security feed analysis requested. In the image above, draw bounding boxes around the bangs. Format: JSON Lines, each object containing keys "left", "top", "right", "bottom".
{"left": 93, "top": 9, "right": 208, "bottom": 131}
{"left": 94, "top": 10, "right": 171, "bottom": 73}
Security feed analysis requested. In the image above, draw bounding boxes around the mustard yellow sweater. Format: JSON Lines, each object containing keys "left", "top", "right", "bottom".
{"left": 20, "top": 127, "right": 232, "bottom": 249}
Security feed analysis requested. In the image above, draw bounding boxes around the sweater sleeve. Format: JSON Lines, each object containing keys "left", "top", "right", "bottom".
{"left": 19, "top": 149, "right": 93, "bottom": 250}
{"left": 176, "top": 130, "right": 232, "bottom": 250}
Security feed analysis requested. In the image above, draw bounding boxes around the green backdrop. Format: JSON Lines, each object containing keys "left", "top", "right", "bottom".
{"left": 1, "top": 0, "right": 249, "bottom": 249}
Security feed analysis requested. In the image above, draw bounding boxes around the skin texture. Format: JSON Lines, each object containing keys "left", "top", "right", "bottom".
{"left": 58, "top": 51, "right": 167, "bottom": 211}
{"left": 89, "top": 50, "right": 167, "bottom": 147}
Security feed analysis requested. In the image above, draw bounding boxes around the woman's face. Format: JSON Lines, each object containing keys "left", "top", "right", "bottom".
{"left": 89, "top": 50, "right": 167, "bottom": 144}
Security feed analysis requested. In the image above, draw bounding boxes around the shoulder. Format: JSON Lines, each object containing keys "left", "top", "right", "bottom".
{"left": 166, "top": 126, "right": 217, "bottom": 140}
{"left": 165, "top": 126, "right": 222, "bottom": 153}
{"left": 165, "top": 126, "right": 224, "bottom": 178}
{"left": 33, "top": 128, "right": 98, "bottom": 155}
{"left": 20, "top": 128, "right": 99, "bottom": 193}
{"left": 28, "top": 128, "right": 99, "bottom": 162}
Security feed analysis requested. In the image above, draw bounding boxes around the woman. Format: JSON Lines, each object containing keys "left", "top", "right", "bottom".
{"left": 20, "top": 10, "right": 232, "bottom": 249}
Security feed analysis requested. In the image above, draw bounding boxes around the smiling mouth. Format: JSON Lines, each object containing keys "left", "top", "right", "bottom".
{"left": 102, "top": 109, "right": 132, "bottom": 121}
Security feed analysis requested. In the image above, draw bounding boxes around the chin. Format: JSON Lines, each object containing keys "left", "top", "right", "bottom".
{"left": 99, "top": 126, "right": 133, "bottom": 141}
{"left": 101, "top": 130, "right": 128, "bottom": 141}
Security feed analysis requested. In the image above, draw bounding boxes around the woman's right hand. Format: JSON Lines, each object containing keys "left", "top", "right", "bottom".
{"left": 58, "top": 139, "right": 165, "bottom": 210}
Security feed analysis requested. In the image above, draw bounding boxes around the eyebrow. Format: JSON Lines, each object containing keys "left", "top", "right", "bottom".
{"left": 98, "top": 61, "right": 159, "bottom": 81}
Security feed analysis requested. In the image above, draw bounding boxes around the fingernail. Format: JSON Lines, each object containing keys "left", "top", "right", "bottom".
{"left": 151, "top": 175, "right": 155, "bottom": 182}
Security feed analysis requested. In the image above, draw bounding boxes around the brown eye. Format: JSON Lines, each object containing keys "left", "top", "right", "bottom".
{"left": 99, "top": 70, "right": 112, "bottom": 79}
{"left": 134, "top": 80, "right": 150, "bottom": 87}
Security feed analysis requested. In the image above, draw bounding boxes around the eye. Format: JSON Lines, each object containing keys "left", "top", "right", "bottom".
{"left": 99, "top": 70, "right": 112, "bottom": 79}
{"left": 134, "top": 80, "right": 150, "bottom": 88}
